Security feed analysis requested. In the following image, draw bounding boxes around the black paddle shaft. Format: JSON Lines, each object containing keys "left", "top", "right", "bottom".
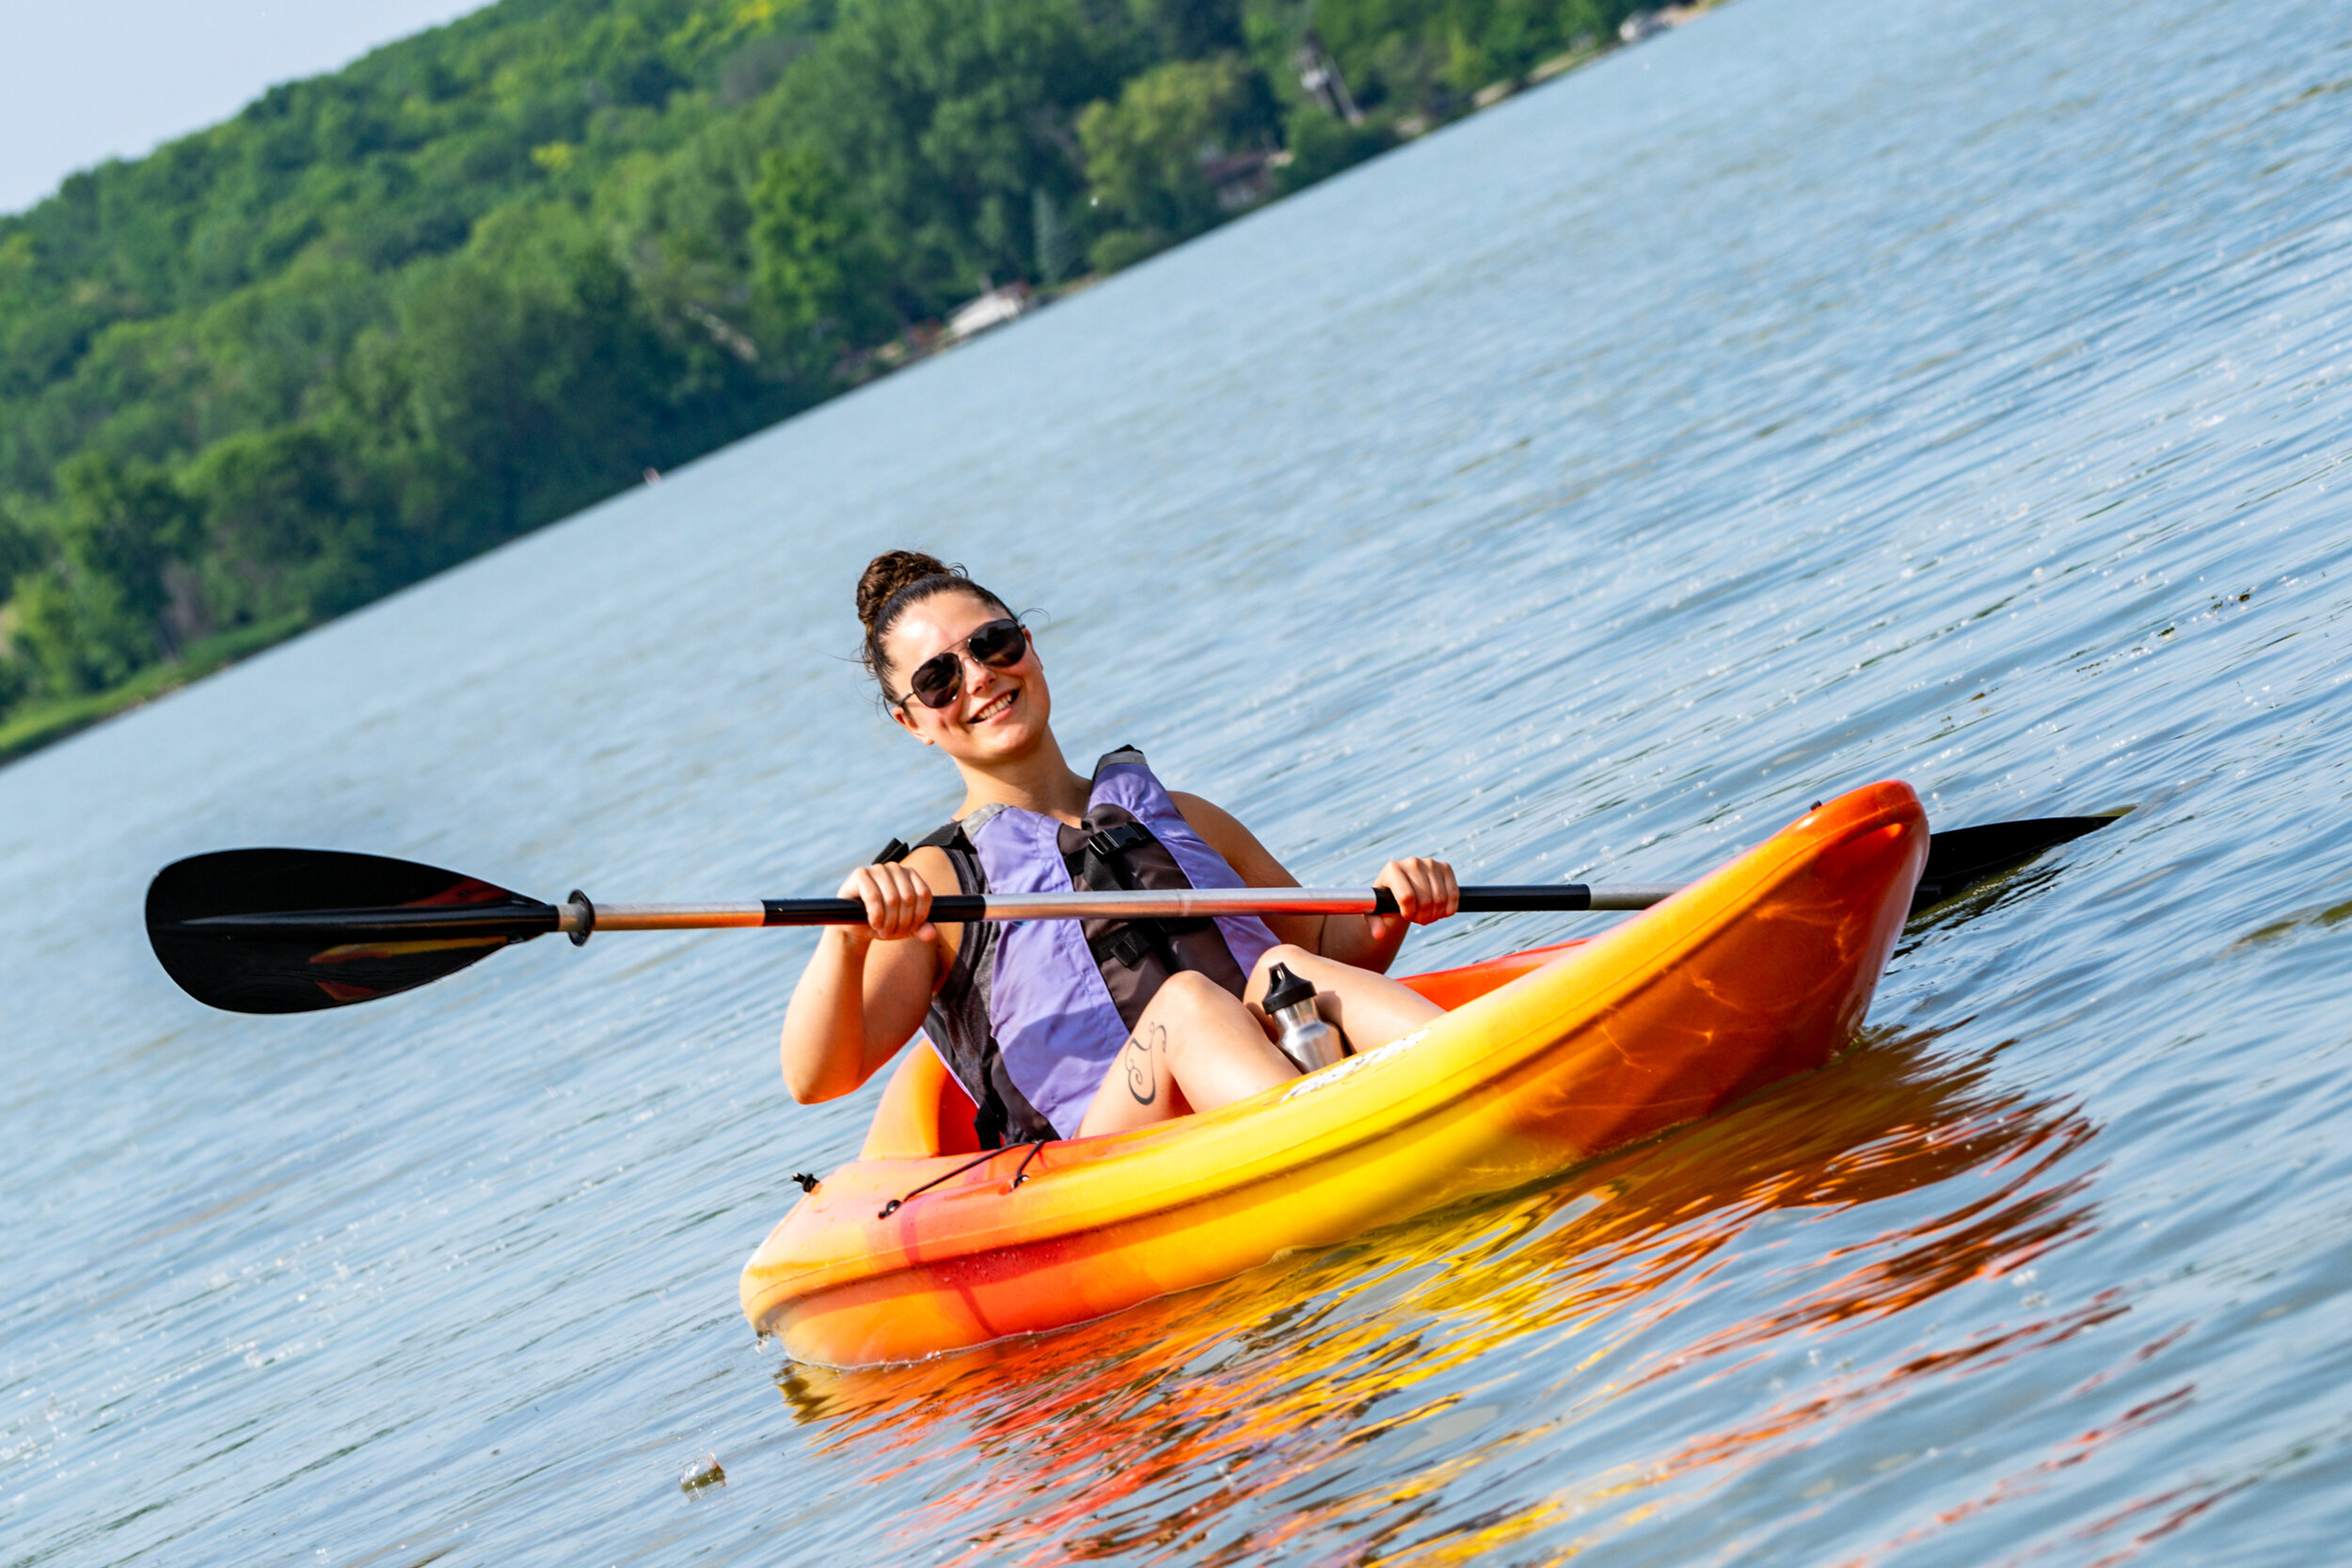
{"left": 756, "top": 884, "right": 1620, "bottom": 925}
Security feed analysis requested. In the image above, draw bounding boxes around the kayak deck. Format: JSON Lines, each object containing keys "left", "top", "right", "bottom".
{"left": 741, "top": 780, "right": 1926, "bottom": 1367}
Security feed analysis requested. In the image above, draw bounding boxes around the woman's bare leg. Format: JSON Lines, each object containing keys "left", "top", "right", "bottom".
{"left": 1078, "top": 971, "right": 1296, "bottom": 1137}
{"left": 1244, "top": 942, "right": 1442, "bottom": 1052}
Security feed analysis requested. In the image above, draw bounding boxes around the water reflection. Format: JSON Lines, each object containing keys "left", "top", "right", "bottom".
{"left": 1896, "top": 862, "right": 2077, "bottom": 956}
{"left": 776, "top": 1023, "right": 2104, "bottom": 1563}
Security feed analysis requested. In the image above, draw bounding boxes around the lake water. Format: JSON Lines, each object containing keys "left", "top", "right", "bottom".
{"left": 7, "top": 0, "right": 2350, "bottom": 1560}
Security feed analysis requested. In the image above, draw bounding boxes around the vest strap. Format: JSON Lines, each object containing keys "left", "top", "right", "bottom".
{"left": 881, "top": 814, "right": 1053, "bottom": 1148}
{"left": 1091, "top": 924, "right": 1157, "bottom": 970}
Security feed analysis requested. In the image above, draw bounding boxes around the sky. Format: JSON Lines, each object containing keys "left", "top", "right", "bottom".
{"left": 0, "top": 0, "right": 493, "bottom": 216}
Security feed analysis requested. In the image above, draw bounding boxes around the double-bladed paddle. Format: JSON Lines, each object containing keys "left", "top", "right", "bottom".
{"left": 145, "top": 816, "right": 2114, "bottom": 1015}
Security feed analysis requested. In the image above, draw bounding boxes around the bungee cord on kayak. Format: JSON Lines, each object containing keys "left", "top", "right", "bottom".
{"left": 876, "top": 1139, "right": 1056, "bottom": 1220}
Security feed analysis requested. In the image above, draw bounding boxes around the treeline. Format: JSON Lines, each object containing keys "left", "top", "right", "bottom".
{"left": 0, "top": 0, "right": 1638, "bottom": 754}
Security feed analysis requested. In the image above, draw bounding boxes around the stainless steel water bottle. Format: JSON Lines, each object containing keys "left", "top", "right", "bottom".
{"left": 1263, "top": 962, "right": 1344, "bottom": 1073}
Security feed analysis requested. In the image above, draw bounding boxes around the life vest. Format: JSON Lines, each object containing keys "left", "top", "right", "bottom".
{"left": 878, "top": 748, "right": 1276, "bottom": 1144}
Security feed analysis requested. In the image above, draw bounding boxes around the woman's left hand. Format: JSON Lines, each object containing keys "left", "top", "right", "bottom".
{"left": 1371, "top": 857, "right": 1459, "bottom": 942}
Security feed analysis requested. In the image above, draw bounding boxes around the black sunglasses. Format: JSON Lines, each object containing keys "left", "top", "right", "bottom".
{"left": 897, "top": 618, "right": 1029, "bottom": 711}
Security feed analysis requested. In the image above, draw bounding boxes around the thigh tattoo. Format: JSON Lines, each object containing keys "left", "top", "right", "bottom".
{"left": 1123, "top": 1022, "right": 1168, "bottom": 1105}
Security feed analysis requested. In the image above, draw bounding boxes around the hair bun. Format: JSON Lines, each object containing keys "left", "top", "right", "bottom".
{"left": 853, "top": 549, "right": 1012, "bottom": 690}
{"left": 856, "top": 549, "right": 961, "bottom": 632}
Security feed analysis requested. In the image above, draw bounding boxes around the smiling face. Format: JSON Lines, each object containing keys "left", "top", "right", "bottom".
{"left": 882, "top": 588, "right": 1051, "bottom": 761}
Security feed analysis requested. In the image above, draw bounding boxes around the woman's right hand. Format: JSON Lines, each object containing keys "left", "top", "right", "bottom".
{"left": 837, "top": 862, "right": 936, "bottom": 945}
{"left": 784, "top": 854, "right": 946, "bottom": 1104}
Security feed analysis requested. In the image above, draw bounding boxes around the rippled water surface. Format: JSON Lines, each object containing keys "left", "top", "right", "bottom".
{"left": 7, "top": 0, "right": 2350, "bottom": 1560}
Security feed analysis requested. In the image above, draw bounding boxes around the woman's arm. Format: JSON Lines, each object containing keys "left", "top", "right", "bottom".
{"left": 778, "top": 847, "right": 958, "bottom": 1102}
{"left": 1170, "top": 793, "right": 1457, "bottom": 974}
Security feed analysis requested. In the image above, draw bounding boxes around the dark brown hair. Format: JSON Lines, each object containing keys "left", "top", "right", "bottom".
{"left": 855, "top": 549, "right": 1012, "bottom": 694}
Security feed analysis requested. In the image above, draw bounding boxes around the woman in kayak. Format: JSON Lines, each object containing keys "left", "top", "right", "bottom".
{"left": 780, "top": 550, "right": 1459, "bottom": 1145}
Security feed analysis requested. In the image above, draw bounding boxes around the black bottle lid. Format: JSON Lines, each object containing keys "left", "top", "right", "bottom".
{"left": 1262, "top": 961, "right": 1315, "bottom": 1014}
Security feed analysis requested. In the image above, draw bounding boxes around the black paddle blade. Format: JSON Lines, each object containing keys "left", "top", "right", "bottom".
{"left": 146, "top": 848, "right": 559, "bottom": 1014}
{"left": 1912, "top": 815, "right": 2118, "bottom": 912}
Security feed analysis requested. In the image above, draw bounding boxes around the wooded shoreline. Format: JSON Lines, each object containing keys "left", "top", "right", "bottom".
{"left": 0, "top": 0, "right": 1705, "bottom": 768}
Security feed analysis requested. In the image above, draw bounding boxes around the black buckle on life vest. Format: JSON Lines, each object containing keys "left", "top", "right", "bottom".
{"left": 1086, "top": 822, "right": 1152, "bottom": 861}
{"left": 871, "top": 837, "right": 912, "bottom": 864}
{"left": 1093, "top": 925, "right": 1157, "bottom": 970}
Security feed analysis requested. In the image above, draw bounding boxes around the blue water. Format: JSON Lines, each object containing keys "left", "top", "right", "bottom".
{"left": 5, "top": 0, "right": 2348, "bottom": 1560}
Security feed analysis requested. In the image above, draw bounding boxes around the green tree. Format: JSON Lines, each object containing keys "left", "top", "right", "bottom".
{"left": 334, "top": 201, "right": 773, "bottom": 577}
{"left": 8, "top": 567, "right": 149, "bottom": 696}
{"left": 0, "top": 499, "right": 42, "bottom": 585}
{"left": 49, "top": 452, "right": 200, "bottom": 655}
{"left": 187, "top": 425, "right": 377, "bottom": 622}
{"left": 0, "top": 502, "right": 49, "bottom": 709}
{"left": 751, "top": 147, "right": 891, "bottom": 362}
{"left": 1078, "top": 54, "right": 1270, "bottom": 266}
{"left": 787, "top": 0, "right": 1142, "bottom": 306}
{"left": 1134, "top": 0, "right": 1245, "bottom": 57}
{"left": 1281, "top": 0, "right": 1638, "bottom": 115}
{"left": 1275, "top": 105, "right": 1391, "bottom": 194}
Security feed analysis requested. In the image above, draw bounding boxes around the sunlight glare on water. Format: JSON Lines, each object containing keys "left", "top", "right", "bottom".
{"left": 2, "top": 0, "right": 2348, "bottom": 1560}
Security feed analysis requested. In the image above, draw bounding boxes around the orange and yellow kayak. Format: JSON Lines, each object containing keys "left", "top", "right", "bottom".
{"left": 741, "top": 780, "right": 1926, "bottom": 1367}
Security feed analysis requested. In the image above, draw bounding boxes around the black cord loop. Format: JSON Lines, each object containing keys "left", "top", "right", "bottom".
{"left": 878, "top": 1139, "right": 1052, "bottom": 1218}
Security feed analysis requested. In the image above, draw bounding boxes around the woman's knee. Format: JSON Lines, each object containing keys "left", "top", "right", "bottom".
{"left": 1249, "top": 942, "right": 1317, "bottom": 988}
{"left": 1250, "top": 942, "right": 1345, "bottom": 1007}
{"left": 1160, "top": 967, "right": 1227, "bottom": 1004}
{"left": 1141, "top": 972, "right": 1280, "bottom": 1068}
{"left": 1144, "top": 969, "right": 1241, "bottom": 1031}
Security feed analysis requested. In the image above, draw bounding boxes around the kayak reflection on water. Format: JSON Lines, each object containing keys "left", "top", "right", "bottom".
{"left": 775, "top": 1022, "right": 2103, "bottom": 1567}
{"left": 778, "top": 549, "right": 1463, "bottom": 1147}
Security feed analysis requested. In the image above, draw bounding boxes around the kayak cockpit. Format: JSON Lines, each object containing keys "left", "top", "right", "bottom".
{"left": 855, "top": 938, "right": 1594, "bottom": 1161}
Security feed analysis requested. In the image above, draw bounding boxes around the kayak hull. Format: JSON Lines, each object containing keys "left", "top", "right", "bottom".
{"left": 741, "top": 781, "right": 1926, "bottom": 1367}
